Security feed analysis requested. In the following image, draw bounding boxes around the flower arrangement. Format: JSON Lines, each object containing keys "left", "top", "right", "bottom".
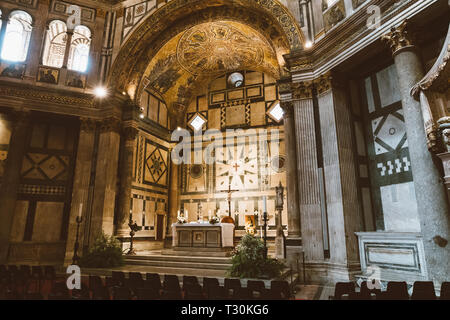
{"left": 177, "top": 216, "right": 187, "bottom": 224}
{"left": 227, "top": 234, "right": 285, "bottom": 279}
{"left": 209, "top": 215, "right": 220, "bottom": 224}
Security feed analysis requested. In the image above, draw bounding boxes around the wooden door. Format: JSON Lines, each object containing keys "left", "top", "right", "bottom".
{"left": 156, "top": 214, "right": 164, "bottom": 240}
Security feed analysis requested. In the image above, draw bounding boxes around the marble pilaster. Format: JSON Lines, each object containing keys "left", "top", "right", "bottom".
{"left": 0, "top": 112, "right": 30, "bottom": 263}
{"left": 88, "top": 117, "right": 121, "bottom": 246}
{"left": 63, "top": 118, "right": 96, "bottom": 265}
{"left": 315, "top": 74, "right": 363, "bottom": 270}
{"left": 382, "top": 21, "right": 450, "bottom": 284}
{"left": 116, "top": 125, "right": 138, "bottom": 238}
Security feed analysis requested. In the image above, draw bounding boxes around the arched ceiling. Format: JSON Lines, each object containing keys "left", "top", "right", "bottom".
{"left": 140, "top": 21, "right": 281, "bottom": 108}
{"left": 108, "top": 0, "right": 304, "bottom": 113}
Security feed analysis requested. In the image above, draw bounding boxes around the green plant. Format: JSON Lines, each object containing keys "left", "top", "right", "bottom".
{"left": 79, "top": 232, "right": 124, "bottom": 268}
{"left": 227, "top": 234, "right": 285, "bottom": 279}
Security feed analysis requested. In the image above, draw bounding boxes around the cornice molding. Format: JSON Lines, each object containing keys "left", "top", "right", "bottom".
{"left": 0, "top": 81, "right": 95, "bottom": 109}
{"left": 288, "top": 0, "right": 438, "bottom": 81}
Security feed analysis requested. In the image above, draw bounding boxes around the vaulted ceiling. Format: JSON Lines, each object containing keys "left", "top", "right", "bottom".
{"left": 140, "top": 21, "right": 281, "bottom": 108}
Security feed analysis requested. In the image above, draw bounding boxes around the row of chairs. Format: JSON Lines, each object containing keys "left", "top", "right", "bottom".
{"left": 331, "top": 281, "right": 450, "bottom": 300}
{"left": 0, "top": 264, "right": 58, "bottom": 300}
{"left": 84, "top": 271, "right": 292, "bottom": 300}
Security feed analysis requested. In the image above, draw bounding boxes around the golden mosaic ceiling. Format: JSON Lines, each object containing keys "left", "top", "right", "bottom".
{"left": 140, "top": 21, "right": 281, "bottom": 109}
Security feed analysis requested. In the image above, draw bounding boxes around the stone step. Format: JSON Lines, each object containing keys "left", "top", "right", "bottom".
{"left": 125, "top": 258, "right": 232, "bottom": 271}
{"left": 127, "top": 254, "right": 231, "bottom": 264}
{"left": 162, "top": 249, "right": 232, "bottom": 257}
{"left": 125, "top": 253, "right": 232, "bottom": 271}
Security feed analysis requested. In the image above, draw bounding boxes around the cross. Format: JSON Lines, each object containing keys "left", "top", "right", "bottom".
{"left": 233, "top": 162, "right": 240, "bottom": 172}
{"left": 221, "top": 184, "right": 239, "bottom": 217}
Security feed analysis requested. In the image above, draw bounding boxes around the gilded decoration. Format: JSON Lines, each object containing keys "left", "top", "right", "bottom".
{"left": 292, "top": 80, "right": 314, "bottom": 99}
{"left": 176, "top": 22, "right": 265, "bottom": 76}
{"left": 381, "top": 21, "right": 415, "bottom": 56}
{"left": 140, "top": 21, "right": 280, "bottom": 109}
{"left": 109, "top": 0, "right": 303, "bottom": 103}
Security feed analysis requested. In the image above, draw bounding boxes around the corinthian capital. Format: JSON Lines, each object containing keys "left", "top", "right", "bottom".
{"left": 280, "top": 101, "right": 294, "bottom": 119}
{"left": 382, "top": 21, "right": 416, "bottom": 56}
{"left": 292, "top": 81, "right": 314, "bottom": 99}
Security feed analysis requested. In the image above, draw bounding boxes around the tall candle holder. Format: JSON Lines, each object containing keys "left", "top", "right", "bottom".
{"left": 72, "top": 215, "right": 83, "bottom": 265}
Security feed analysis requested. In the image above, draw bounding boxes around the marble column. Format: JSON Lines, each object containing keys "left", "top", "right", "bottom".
{"left": 63, "top": 118, "right": 96, "bottom": 265}
{"left": 280, "top": 100, "right": 301, "bottom": 240}
{"left": 116, "top": 126, "right": 138, "bottom": 238}
{"left": 0, "top": 112, "right": 30, "bottom": 263}
{"left": 167, "top": 153, "right": 180, "bottom": 237}
{"left": 292, "top": 81, "right": 325, "bottom": 265}
{"left": 314, "top": 74, "right": 363, "bottom": 275}
{"left": 382, "top": 21, "right": 450, "bottom": 284}
{"left": 0, "top": 15, "right": 9, "bottom": 56}
{"left": 88, "top": 117, "right": 121, "bottom": 246}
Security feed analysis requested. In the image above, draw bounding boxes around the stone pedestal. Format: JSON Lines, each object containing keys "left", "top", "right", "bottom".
{"left": 0, "top": 112, "right": 30, "bottom": 263}
{"left": 383, "top": 22, "right": 450, "bottom": 284}
{"left": 275, "top": 211, "right": 286, "bottom": 260}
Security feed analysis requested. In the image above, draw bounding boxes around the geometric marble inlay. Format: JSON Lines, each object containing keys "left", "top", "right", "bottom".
{"left": 372, "top": 112, "right": 407, "bottom": 155}
{"left": 146, "top": 148, "right": 167, "bottom": 183}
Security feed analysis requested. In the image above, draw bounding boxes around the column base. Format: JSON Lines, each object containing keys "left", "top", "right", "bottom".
{"left": 302, "top": 261, "right": 361, "bottom": 285}
{"left": 285, "top": 237, "right": 303, "bottom": 271}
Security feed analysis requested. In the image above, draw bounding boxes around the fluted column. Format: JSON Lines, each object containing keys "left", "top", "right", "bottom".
{"left": 382, "top": 21, "right": 450, "bottom": 284}
{"left": 0, "top": 112, "right": 30, "bottom": 263}
{"left": 116, "top": 126, "right": 138, "bottom": 238}
{"left": 167, "top": 150, "right": 180, "bottom": 237}
{"left": 281, "top": 101, "right": 301, "bottom": 239}
{"left": 63, "top": 118, "right": 96, "bottom": 265}
{"left": 292, "top": 81, "right": 325, "bottom": 263}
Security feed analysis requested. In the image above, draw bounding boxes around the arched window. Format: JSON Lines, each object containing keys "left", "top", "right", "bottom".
{"left": 42, "top": 20, "right": 67, "bottom": 68}
{"left": 0, "top": 10, "right": 3, "bottom": 31}
{"left": 68, "top": 25, "right": 91, "bottom": 72}
{"left": 1, "top": 10, "right": 32, "bottom": 62}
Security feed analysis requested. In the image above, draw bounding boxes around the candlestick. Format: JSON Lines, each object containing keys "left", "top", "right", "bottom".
{"left": 185, "top": 210, "right": 188, "bottom": 220}
{"left": 263, "top": 196, "right": 267, "bottom": 213}
{"left": 78, "top": 203, "right": 83, "bottom": 218}
{"left": 177, "top": 210, "right": 180, "bottom": 219}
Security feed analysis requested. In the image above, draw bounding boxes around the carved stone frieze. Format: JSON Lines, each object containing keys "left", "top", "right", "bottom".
{"left": 0, "top": 85, "right": 95, "bottom": 108}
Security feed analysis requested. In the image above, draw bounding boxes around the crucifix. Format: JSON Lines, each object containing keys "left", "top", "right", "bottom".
{"left": 223, "top": 184, "right": 239, "bottom": 217}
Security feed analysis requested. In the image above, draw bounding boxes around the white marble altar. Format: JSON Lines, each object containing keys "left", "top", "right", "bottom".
{"left": 172, "top": 222, "right": 235, "bottom": 248}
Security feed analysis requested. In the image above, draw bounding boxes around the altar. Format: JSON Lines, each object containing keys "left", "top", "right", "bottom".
{"left": 171, "top": 222, "right": 235, "bottom": 249}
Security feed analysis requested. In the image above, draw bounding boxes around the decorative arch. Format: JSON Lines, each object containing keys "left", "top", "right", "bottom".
{"left": 108, "top": 0, "right": 304, "bottom": 103}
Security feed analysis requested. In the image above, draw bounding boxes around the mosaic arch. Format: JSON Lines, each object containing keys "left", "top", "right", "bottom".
{"left": 108, "top": 0, "right": 304, "bottom": 107}
{"left": 138, "top": 21, "right": 281, "bottom": 108}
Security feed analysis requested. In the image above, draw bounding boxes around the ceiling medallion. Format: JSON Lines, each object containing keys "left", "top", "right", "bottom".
{"left": 177, "top": 22, "right": 265, "bottom": 76}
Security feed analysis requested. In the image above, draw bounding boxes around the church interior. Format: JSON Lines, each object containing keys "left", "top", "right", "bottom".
{"left": 0, "top": 0, "right": 449, "bottom": 300}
